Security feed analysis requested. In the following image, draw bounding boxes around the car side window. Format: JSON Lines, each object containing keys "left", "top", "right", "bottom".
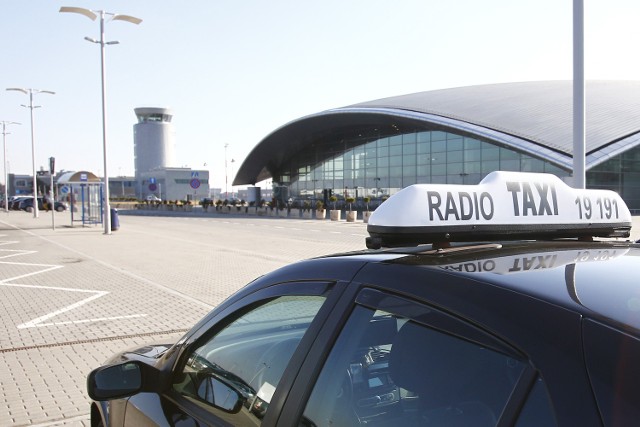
{"left": 173, "top": 295, "right": 326, "bottom": 426}
{"left": 302, "top": 304, "right": 525, "bottom": 427}
{"left": 514, "top": 377, "right": 557, "bottom": 427}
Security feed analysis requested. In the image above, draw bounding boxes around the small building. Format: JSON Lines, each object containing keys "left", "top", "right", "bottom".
{"left": 139, "top": 167, "right": 209, "bottom": 202}
{"left": 7, "top": 173, "right": 33, "bottom": 196}
{"left": 109, "top": 176, "right": 137, "bottom": 199}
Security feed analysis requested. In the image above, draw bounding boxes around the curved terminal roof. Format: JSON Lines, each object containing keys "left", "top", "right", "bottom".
{"left": 235, "top": 81, "right": 640, "bottom": 185}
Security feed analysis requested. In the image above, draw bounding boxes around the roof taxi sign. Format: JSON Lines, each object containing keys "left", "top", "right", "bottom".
{"left": 366, "top": 171, "right": 632, "bottom": 249}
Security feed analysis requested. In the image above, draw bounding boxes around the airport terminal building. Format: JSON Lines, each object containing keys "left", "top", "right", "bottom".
{"left": 235, "top": 81, "right": 640, "bottom": 210}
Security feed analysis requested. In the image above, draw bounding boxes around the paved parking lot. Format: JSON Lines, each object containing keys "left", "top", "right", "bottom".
{"left": 0, "top": 210, "right": 367, "bottom": 426}
{"left": 1, "top": 209, "right": 638, "bottom": 426}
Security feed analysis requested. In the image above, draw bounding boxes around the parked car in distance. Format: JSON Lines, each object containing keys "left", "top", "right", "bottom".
{"left": 9, "top": 196, "right": 30, "bottom": 210}
{"left": 19, "top": 196, "right": 67, "bottom": 212}
{"left": 146, "top": 195, "right": 162, "bottom": 202}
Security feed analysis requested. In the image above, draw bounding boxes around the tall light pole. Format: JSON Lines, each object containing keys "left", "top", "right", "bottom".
{"left": 60, "top": 6, "right": 142, "bottom": 234}
{"left": 231, "top": 158, "right": 236, "bottom": 199}
{"left": 6, "top": 88, "right": 55, "bottom": 218}
{"left": 1, "top": 121, "right": 20, "bottom": 213}
{"left": 224, "top": 143, "right": 229, "bottom": 199}
{"left": 573, "top": 0, "right": 586, "bottom": 189}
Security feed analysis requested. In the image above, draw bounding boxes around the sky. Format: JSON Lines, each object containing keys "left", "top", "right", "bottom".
{"left": 2, "top": 0, "right": 640, "bottom": 190}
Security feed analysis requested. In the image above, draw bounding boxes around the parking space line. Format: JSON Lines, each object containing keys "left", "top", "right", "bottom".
{"left": 0, "top": 236, "right": 148, "bottom": 329}
{"left": 0, "top": 248, "right": 37, "bottom": 259}
{"left": 0, "top": 263, "right": 63, "bottom": 283}
{"left": 32, "top": 313, "right": 147, "bottom": 328}
{"left": 13, "top": 227, "right": 216, "bottom": 310}
{"left": 14, "top": 287, "right": 108, "bottom": 329}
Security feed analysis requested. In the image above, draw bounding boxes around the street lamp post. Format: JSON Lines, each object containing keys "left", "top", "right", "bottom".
{"left": 224, "top": 143, "right": 229, "bottom": 199}
{"left": 6, "top": 88, "right": 55, "bottom": 218}
{"left": 573, "top": 0, "right": 586, "bottom": 189}
{"left": 1, "top": 121, "right": 20, "bottom": 213}
{"left": 231, "top": 158, "right": 236, "bottom": 199}
{"left": 60, "top": 6, "right": 142, "bottom": 235}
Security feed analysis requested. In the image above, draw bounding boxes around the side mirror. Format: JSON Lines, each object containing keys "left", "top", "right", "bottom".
{"left": 196, "top": 375, "right": 243, "bottom": 413}
{"left": 87, "top": 361, "right": 143, "bottom": 401}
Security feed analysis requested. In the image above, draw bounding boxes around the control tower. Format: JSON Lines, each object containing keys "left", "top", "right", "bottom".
{"left": 134, "top": 107, "right": 176, "bottom": 174}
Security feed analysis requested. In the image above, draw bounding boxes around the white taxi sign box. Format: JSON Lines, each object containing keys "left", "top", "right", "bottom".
{"left": 366, "top": 171, "right": 632, "bottom": 249}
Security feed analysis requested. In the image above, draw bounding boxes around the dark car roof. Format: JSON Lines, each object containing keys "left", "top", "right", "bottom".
{"left": 320, "top": 239, "right": 640, "bottom": 334}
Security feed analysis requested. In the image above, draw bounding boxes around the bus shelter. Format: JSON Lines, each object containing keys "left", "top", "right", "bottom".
{"left": 57, "top": 171, "right": 104, "bottom": 227}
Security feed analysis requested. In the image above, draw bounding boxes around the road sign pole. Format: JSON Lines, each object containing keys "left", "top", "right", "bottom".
{"left": 51, "top": 174, "right": 55, "bottom": 230}
{"left": 50, "top": 157, "right": 55, "bottom": 230}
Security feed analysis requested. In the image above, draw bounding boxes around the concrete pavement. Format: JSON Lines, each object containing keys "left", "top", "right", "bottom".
{"left": 0, "top": 208, "right": 638, "bottom": 426}
{"left": 0, "top": 209, "right": 369, "bottom": 426}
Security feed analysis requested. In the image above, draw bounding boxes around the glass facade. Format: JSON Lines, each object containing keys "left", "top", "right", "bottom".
{"left": 273, "top": 128, "right": 569, "bottom": 203}
{"left": 588, "top": 144, "right": 640, "bottom": 210}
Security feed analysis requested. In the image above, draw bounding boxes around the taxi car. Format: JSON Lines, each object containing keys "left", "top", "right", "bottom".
{"left": 88, "top": 172, "right": 640, "bottom": 426}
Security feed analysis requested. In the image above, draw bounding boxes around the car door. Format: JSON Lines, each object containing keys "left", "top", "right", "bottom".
{"left": 276, "top": 287, "right": 558, "bottom": 427}
{"left": 122, "top": 281, "right": 345, "bottom": 426}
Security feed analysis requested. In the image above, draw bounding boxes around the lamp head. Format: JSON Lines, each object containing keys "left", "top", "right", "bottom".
{"left": 59, "top": 7, "right": 98, "bottom": 21}
{"left": 112, "top": 14, "right": 142, "bottom": 25}
{"left": 6, "top": 88, "right": 28, "bottom": 95}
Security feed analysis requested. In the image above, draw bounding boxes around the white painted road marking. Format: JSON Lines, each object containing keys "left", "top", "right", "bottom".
{"left": 0, "top": 238, "right": 146, "bottom": 329}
